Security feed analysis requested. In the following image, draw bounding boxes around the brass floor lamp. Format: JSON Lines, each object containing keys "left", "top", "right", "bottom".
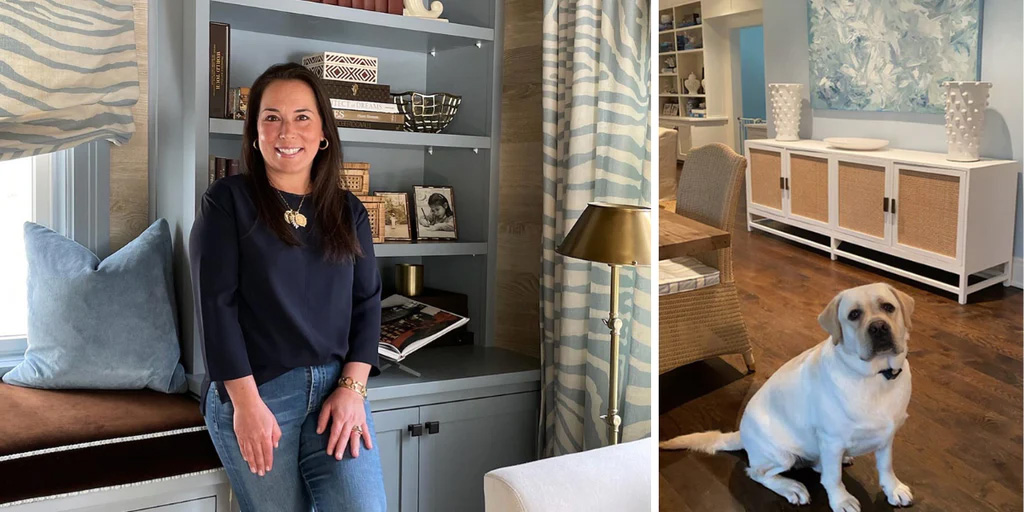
{"left": 555, "top": 202, "right": 651, "bottom": 445}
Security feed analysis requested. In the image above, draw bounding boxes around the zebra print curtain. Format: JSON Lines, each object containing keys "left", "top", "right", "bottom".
{"left": 540, "top": 0, "right": 651, "bottom": 455}
{"left": 0, "top": 0, "right": 139, "bottom": 160}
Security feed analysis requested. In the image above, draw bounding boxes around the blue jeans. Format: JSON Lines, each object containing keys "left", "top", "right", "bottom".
{"left": 204, "top": 360, "right": 386, "bottom": 512}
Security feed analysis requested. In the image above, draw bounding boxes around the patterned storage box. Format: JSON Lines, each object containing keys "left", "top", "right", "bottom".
{"left": 302, "top": 52, "right": 378, "bottom": 84}
{"left": 339, "top": 163, "right": 371, "bottom": 195}
{"left": 322, "top": 81, "right": 391, "bottom": 103}
{"left": 356, "top": 195, "right": 386, "bottom": 243}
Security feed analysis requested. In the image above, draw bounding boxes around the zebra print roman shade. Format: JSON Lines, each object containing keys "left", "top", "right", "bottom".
{"left": 0, "top": 0, "right": 139, "bottom": 160}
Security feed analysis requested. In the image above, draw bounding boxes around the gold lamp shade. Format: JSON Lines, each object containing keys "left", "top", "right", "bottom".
{"left": 556, "top": 202, "right": 651, "bottom": 266}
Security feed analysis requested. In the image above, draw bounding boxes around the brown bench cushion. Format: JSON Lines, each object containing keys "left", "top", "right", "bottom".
{"left": 0, "top": 383, "right": 221, "bottom": 505}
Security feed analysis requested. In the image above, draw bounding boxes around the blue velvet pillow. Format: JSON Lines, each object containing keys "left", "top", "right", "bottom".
{"left": 2, "top": 219, "right": 187, "bottom": 393}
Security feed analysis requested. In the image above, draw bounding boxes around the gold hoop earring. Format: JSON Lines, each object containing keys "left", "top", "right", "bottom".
{"left": 252, "top": 140, "right": 258, "bottom": 150}
{"left": 319, "top": 139, "right": 329, "bottom": 150}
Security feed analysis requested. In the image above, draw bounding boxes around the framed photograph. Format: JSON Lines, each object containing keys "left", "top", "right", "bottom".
{"left": 412, "top": 186, "right": 458, "bottom": 241}
{"left": 374, "top": 191, "right": 413, "bottom": 241}
{"left": 662, "top": 102, "right": 679, "bottom": 116}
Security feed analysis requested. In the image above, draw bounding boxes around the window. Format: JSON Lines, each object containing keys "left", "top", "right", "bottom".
{"left": 0, "top": 141, "right": 110, "bottom": 371}
{"left": 0, "top": 153, "right": 53, "bottom": 361}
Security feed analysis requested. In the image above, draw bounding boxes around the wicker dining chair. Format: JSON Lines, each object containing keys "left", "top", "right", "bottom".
{"left": 659, "top": 143, "right": 755, "bottom": 375}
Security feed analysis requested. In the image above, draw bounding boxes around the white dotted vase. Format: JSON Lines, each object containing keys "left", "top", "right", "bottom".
{"left": 769, "top": 83, "right": 803, "bottom": 141}
{"left": 944, "top": 81, "right": 992, "bottom": 162}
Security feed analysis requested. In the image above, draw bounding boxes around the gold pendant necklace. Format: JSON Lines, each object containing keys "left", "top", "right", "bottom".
{"left": 276, "top": 189, "right": 307, "bottom": 229}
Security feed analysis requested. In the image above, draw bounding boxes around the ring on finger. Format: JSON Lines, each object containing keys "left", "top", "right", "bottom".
{"left": 352, "top": 425, "right": 363, "bottom": 435}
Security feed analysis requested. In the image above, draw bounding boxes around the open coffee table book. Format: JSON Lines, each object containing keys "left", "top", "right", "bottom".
{"left": 378, "top": 294, "right": 469, "bottom": 362}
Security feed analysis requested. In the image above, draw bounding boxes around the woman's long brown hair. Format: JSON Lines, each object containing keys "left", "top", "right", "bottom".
{"left": 241, "top": 62, "right": 361, "bottom": 263}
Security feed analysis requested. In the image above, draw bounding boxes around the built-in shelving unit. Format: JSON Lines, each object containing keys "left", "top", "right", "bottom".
{"left": 658, "top": 1, "right": 706, "bottom": 119}
{"left": 153, "top": 0, "right": 505, "bottom": 390}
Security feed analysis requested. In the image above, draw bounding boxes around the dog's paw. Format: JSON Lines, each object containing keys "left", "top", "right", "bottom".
{"left": 885, "top": 482, "right": 913, "bottom": 507}
{"left": 828, "top": 492, "right": 860, "bottom": 512}
{"left": 778, "top": 480, "right": 810, "bottom": 506}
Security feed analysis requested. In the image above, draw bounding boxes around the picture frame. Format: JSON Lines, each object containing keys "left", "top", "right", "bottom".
{"left": 356, "top": 195, "right": 386, "bottom": 244}
{"left": 374, "top": 191, "right": 413, "bottom": 241}
{"left": 662, "top": 102, "right": 679, "bottom": 116}
{"left": 412, "top": 186, "right": 458, "bottom": 241}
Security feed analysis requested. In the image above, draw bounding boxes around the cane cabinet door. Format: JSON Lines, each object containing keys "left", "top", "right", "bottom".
{"left": 747, "top": 146, "right": 785, "bottom": 216}
{"left": 785, "top": 151, "right": 830, "bottom": 229}
{"left": 835, "top": 156, "right": 891, "bottom": 246}
{"left": 891, "top": 164, "right": 965, "bottom": 266}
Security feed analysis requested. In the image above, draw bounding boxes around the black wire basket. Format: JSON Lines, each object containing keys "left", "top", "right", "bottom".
{"left": 391, "top": 92, "right": 462, "bottom": 133}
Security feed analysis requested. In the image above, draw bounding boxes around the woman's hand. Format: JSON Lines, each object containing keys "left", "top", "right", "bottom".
{"left": 317, "top": 387, "right": 372, "bottom": 459}
{"left": 232, "top": 399, "right": 282, "bottom": 476}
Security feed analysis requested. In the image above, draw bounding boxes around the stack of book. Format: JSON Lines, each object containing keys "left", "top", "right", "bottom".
{"left": 304, "top": 0, "right": 404, "bottom": 14}
{"left": 331, "top": 97, "right": 404, "bottom": 131}
{"left": 208, "top": 156, "right": 242, "bottom": 185}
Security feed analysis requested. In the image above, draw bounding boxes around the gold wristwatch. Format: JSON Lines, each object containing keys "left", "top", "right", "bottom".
{"left": 338, "top": 376, "right": 367, "bottom": 399}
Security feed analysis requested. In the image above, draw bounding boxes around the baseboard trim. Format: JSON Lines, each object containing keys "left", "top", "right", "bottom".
{"left": 1011, "top": 257, "right": 1023, "bottom": 289}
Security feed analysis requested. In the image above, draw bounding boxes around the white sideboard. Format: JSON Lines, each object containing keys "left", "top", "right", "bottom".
{"left": 744, "top": 139, "right": 1018, "bottom": 304}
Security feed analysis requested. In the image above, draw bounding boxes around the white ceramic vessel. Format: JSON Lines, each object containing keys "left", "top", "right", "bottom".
{"left": 769, "top": 83, "right": 803, "bottom": 141}
{"left": 684, "top": 73, "right": 700, "bottom": 95}
{"left": 944, "top": 81, "right": 992, "bottom": 162}
{"left": 823, "top": 137, "right": 890, "bottom": 151}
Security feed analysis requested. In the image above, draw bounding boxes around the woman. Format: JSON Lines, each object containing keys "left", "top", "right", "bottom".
{"left": 189, "top": 62, "right": 386, "bottom": 511}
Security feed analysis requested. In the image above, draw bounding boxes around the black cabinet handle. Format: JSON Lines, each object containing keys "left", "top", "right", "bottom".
{"left": 883, "top": 197, "right": 890, "bottom": 212}
{"left": 785, "top": 178, "right": 790, "bottom": 190}
{"left": 780, "top": 177, "right": 785, "bottom": 190}
{"left": 426, "top": 421, "right": 440, "bottom": 434}
{"left": 891, "top": 198, "right": 896, "bottom": 215}
{"left": 408, "top": 424, "right": 423, "bottom": 437}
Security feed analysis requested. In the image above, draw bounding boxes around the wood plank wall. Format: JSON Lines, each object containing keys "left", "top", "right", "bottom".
{"left": 109, "top": 0, "right": 149, "bottom": 251}
{"left": 494, "top": 0, "right": 543, "bottom": 358}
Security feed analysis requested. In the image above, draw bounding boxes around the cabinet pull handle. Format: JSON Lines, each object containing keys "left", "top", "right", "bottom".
{"left": 785, "top": 178, "right": 790, "bottom": 190}
{"left": 883, "top": 197, "right": 889, "bottom": 213}
{"left": 426, "top": 421, "right": 440, "bottom": 434}
{"left": 408, "top": 424, "right": 423, "bottom": 437}
{"left": 891, "top": 198, "right": 896, "bottom": 215}
{"left": 780, "top": 177, "right": 785, "bottom": 190}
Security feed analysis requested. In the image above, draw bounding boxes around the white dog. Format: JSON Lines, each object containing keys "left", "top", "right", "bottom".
{"left": 661, "top": 283, "right": 916, "bottom": 511}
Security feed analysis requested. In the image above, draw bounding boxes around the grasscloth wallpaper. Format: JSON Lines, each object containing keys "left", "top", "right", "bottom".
{"left": 109, "top": 0, "right": 149, "bottom": 251}
{"left": 495, "top": 0, "right": 543, "bottom": 358}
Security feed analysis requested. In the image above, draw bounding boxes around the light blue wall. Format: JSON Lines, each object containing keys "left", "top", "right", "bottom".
{"left": 739, "top": 25, "right": 766, "bottom": 120}
{"left": 763, "top": 0, "right": 1024, "bottom": 269}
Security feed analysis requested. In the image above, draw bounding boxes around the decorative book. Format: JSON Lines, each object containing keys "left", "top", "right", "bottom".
{"left": 378, "top": 294, "right": 469, "bottom": 362}
{"left": 333, "top": 109, "right": 404, "bottom": 125}
{"left": 209, "top": 23, "right": 230, "bottom": 118}
{"left": 321, "top": 80, "right": 391, "bottom": 103}
{"left": 302, "top": 51, "right": 378, "bottom": 84}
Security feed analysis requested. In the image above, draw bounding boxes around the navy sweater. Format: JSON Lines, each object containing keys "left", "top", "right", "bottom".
{"left": 189, "top": 174, "right": 381, "bottom": 415}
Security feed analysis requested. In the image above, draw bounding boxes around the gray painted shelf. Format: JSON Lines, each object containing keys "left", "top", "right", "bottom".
{"left": 211, "top": 0, "right": 494, "bottom": 52}
{"left": 373, "top": 241, "right": 487, "bottom": 257}
{"left": 155, "top": 0, "right": 505, "bottom": 392}
{"left": 209, "top": 119, "right": 491, "bottom": 149}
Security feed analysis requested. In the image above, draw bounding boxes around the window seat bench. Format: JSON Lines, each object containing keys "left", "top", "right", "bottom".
{"left": 0, "top": 383, "right": 229, "bottom": 511}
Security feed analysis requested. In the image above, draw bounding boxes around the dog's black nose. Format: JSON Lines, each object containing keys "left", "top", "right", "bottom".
{"left": 868, "top": 320, "right": 890, "bottom": 336}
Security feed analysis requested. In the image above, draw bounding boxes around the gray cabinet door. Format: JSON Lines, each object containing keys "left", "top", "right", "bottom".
{"left": 417, "top": 392, "right": 539, "bottom": 512}
{"left": 373, "top": 408, "right": 420, "bottom": 512}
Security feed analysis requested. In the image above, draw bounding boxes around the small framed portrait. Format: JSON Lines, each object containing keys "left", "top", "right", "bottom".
{"left": 662, "top": 102, "right": 680, "bottom": 116}
{"left": 412, "top": 186, "right": 458, "bottom": 241}
{"left": 374, "top": 191, "right": 413, "bottom": 241}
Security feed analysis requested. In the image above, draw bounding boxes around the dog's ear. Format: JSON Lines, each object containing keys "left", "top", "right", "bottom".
{"left": 887, "top": 284, "right": 915, "bottom": 332}
{"left": 818, "top": 292, "right": 844, "bottom": 345}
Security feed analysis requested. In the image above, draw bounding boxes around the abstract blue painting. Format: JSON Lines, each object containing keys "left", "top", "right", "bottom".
{"left": 807, "top": 0, "right": 982, "bottom": 113}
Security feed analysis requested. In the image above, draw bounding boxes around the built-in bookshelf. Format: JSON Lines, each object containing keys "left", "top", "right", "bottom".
{"left": 153, "top": 0, "right": 505, "bottom": 386}
{"left": 658, "top": 0, "right": 706, "bottom": 119}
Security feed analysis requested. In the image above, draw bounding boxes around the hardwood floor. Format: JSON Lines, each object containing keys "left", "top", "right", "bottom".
{"left": 659, "top": 198, "right": 1023, "bottom": 511}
